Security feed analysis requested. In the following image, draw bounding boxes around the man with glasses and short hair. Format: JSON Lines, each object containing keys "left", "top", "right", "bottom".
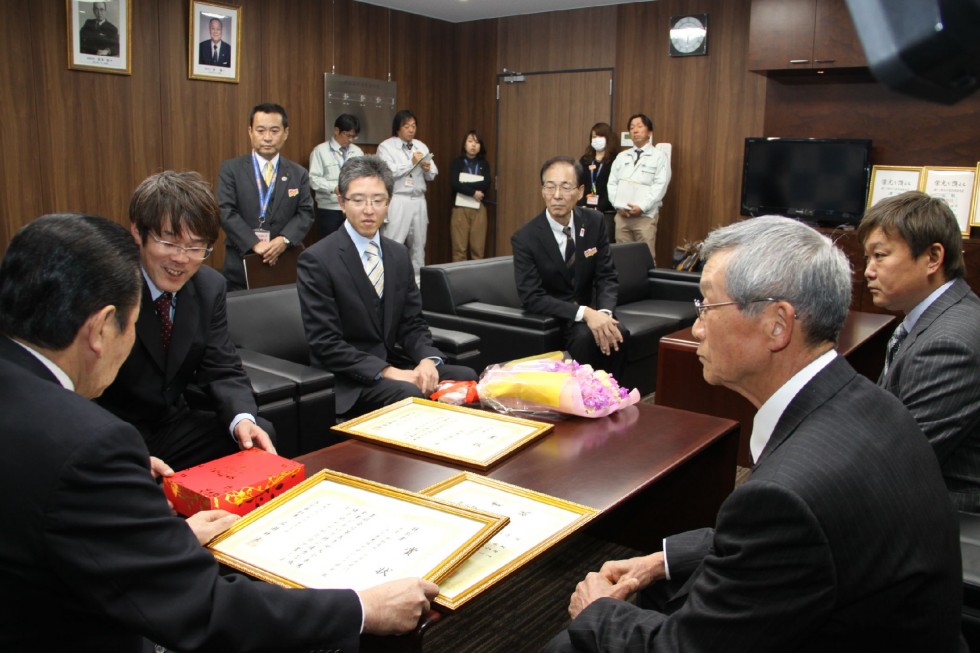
{"left": 297, "top": 156, "right": 476, "bottom": 418}
{"left": 545, "top": 216, "right": 961, "bottom": 652}
{"left": 309, "top": 113, "right": 364, "bottom": 240}
{"left": 98, "top": 170, "right": 276, "bottom": 472}
{"left": 511, "top": 155, "right": 627, "bottom": 377}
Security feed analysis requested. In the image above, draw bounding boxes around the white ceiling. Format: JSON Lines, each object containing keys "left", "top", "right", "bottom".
{"left": 354, "top": 0, "right": 655, "bottom": 24}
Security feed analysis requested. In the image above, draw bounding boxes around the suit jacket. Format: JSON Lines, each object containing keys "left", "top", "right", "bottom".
{"left": 561, "top": 356, "right": 962, "bottom": 652}
{"left": 97, "top": 266, "right": 256, "bottom": 438}
{"left": 217, "top": 153, "right": 313, "bottom": 289}
{"left": 79, "top": 18, "right": 119, "bottom": 55}
{"left": 297, "top": 227, "right": 442, "bottom": 414}
{"left": 880, "top": 277, "right": 980, "bottom": 511}
{"left": 198, "top": 39, "right": 231, "bottom": 67}
{"left": 511, "top": 207, "right": 618, "bottom": 322}
{"left": 0, "top": 337, "right": 361, "bottom": 652}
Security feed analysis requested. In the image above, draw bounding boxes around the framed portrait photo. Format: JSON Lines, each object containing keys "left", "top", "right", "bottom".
{"left": 67, "top": 0, "right": 131, "bottom": 75}
{"left": 189, "top": 1, "right": 241, "bottom": 83}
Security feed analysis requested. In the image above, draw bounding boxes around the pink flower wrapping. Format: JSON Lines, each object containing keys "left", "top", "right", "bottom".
{"left": 477, "top": 352, "right": 640, "bottom": 418}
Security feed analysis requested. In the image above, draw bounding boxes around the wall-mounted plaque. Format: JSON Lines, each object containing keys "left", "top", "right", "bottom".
{"left": 324, "top": 74, "right": 396, "bottom": 145}
{"left": 920, "top": 166, "right": 977, "bottom": 236}
{"left": 867, "top": 165, "right": 923, "bottom": 208}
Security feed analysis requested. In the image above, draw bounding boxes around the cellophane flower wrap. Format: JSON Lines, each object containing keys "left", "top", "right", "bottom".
{"left": 477, "top": 351, "right": 640, "bottom": 418}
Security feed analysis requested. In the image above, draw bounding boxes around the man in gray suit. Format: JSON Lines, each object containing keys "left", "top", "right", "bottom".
{"left": 545, "top": 216, "right": 962, "bottom": 652}
{"left": 217, "top": 102, "right": 313, "bottom": 290}
{"left": 860, "top": 190, "right": 980, "bottom": 512}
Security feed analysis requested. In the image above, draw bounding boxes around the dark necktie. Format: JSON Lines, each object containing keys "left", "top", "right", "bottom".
{"left": 213, "top": 44, "right": 218, "bottom": 63}
{"left": 634, "top": 148, "right": 643, "bottom": 165}
{"left": 154, "top": 292, "right": 174, "bottom": 353}
{"left": 881, "top": 323, "right": 907, "bottom": 379}
{"left": 562, "top": 226, "right": 575, "bottom": 268}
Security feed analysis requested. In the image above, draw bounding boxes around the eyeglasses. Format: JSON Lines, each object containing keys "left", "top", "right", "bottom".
{"left": 339, "top": 131, "right": 358, "bottom": 141}
{"left": 542, "top": 183, "right": 579, "bottom": 196}
{"left": 693, "top": 297, "right": 781, "bottom": 320}
{"left": 150, "top": 234, "right": 213, "bottom": 260}
{"left": 343, "top": 196, "right": 389, "bottom": 209}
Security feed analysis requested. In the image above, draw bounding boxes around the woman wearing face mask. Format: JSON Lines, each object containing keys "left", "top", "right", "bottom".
{"left": 449, "top": 130, "right": 492, "bottom": 261}
{"left": 578, "top": 122, "right": 620, "bottom": 240}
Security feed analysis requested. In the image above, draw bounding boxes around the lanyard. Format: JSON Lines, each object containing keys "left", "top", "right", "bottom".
{"left": 252, "top": 154, "right": 278, "bottom": 227}
{"left": 465, "top": 158, "right": 480, "bottom": 175}
{"left": 589, "top": 160, "right": 603, "bottom": 194}
{"left": 330, "top": 144, "right": 348, "bottom": 165}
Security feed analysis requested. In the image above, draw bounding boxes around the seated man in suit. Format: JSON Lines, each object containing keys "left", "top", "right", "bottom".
{"left": 198, "top": 17, "right": 231, "bottom": 67}
{"left": 0, "top": 214, "right": 437, "bottom": 652}
{"left": 512, "top": 155, "right": 626, "bottom": 377}
{"left": 297, "top": 155, "right": 477, "bottom": 418}
{"left": 218, "top": 102, "right": 313, "bottom": 291}
{"left": 545, "top": 216, "right": 962, "bottom": 652}
{"left": 860, "top": 191, "right": 980, "bottom": 512}
{"left": 98, "top": 171, "right": 275, "bottom": 472}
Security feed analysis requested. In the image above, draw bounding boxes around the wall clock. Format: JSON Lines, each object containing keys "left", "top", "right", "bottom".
{"left": 669, "top": 14, "right": 708, "bottom": 57}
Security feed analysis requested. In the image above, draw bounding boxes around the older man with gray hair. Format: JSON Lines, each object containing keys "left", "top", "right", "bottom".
{"left": 545, "top": 216, "right": 962, "bottom": 652}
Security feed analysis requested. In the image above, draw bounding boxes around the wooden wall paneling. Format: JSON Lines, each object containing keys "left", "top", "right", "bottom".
{"left": 763, "top": 76, "right": 980, "bottom": 168}
{"left": 0, "top": 2, "right": 45, "bottom": 252}
{"left": 31, "top": 0, "right": 164, "bottom": 231}
{"left": 616, "top": 0, "right": 766, "bottom": 265}
{"left": 497, "top": 7, "right": 616, "bottom": 73}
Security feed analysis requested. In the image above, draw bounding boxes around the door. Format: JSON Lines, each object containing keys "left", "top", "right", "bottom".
{"left": 495, "top": 69, "right": 613, "bottom": 256}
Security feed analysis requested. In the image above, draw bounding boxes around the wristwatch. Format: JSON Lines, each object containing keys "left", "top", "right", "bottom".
{"left": 282, "top": 236, "right": 291, "bottom": 246}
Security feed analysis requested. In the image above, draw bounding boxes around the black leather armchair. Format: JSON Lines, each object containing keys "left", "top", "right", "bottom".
{"left": 420, "top": 243, "right": 701, "bottom": 395}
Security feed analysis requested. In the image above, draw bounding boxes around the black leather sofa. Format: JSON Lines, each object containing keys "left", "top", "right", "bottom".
{"left": 420, "top": 242, "right": 701, "bottom": 395}
{"left": 225, "top": 284, "right": 481, "bottom": 456}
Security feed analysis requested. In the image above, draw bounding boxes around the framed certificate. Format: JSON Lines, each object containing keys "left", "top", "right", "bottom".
{"left": 920, "top": 167, "right": 977, "bottom": 236}
{"left": 209, "top": 469, "right": 508, "bottom": 595}
{"left": 332, "top": 398, "right": 554, "bottom": 469}
{"left": 422, "top": 473, "right": 597, "bottom": 610}
{"left": 972, "top": 163, "right": 980, "bottom": 228}
{"left": 867, "top": 166, "right": 923, "bottom": 208}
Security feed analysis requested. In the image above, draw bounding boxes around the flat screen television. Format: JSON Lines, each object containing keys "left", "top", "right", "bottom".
{"left": 740, "top": 137, "right": 872, "bottom": 227}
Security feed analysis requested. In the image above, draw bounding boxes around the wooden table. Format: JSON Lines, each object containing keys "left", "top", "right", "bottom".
{"left": 656, "top": 310, "right": 895, "bottom": 466}
{"left": 297, "top": 402, "right": 739, "bottom": 652}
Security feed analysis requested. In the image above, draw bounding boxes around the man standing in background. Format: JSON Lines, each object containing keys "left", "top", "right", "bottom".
{"left": 607, "top": 113, "right": 670, "bottom": 263}
{"left": 377, "top": 109, "right": 437, "bottom": 282}
{"left": 218, "top": 102, "right": 313, "bottom": 291}
{"left": 309, "top": 113, "right": 364, "bottom": 240}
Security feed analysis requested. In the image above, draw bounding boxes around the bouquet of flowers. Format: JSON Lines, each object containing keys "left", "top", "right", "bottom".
{"left": 477, "top": 351, "right": 640, "bottom": 418}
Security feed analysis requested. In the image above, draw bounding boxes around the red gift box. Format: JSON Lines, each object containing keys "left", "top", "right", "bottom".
{"left": 162, "top": 449, "right": 305, "bottom": 517}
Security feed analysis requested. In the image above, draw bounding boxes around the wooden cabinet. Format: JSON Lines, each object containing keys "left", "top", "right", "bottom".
{"left": 748, "top": 0, "right": 866, "bottom": 71}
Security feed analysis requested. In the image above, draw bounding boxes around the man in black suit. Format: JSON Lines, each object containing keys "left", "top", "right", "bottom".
{"left": 511, "top": 155, "right": 626, "bottom": 375}
{"left": 545, "top": 216, "right": 962, "bottom": 652}
{"left": 297, "top": 155, "right": 477, "bottom": 417}
{"left": 198, "top": 17, "right": 231, "bottom": 67}
{"left": 79, "top": 1, "right": 119, "bottom": 56}
{"left": 218, "top": 102, "right": 313, "bottom": 291}
{"left": 98, "top": 171, "right": 275, "bottom": 472}
{"left": 0, "top": 214, "right": 438, "bottom": 652}
{"left": 860, "top": 191, "right": 980, "bottom": 512}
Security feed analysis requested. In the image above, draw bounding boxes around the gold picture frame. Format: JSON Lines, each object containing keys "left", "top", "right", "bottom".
{"left": 209, "top": 469, "right": 509, "bottom": 595}
{"left": 422, "top": 473, "right": 597, "bottom": 610}
{"left": 867, "top": 165, "right": 923, "bottom": 208}
{"left": 971, "top": 163, "right": 980, "bottom": 229}
{"left": 920, "top": 166, "right": 977, "bottom": 237}
{"left": 67, "top": 0, "right": 131, "bottom": 75}
{"left": 332, "top": 397, "right": 554, "bottom": 470}
{"left": 189, "top": 1, "right": 241, "bottom": 83}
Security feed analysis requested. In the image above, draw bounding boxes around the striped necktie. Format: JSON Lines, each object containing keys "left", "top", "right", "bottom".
{"left": 880, "top": 323, "right": 907, "bottom": 379}
{"left": 562, "top": 226, "right": 575, "bottom": 268}
{"left": 364, "top": 241, "right": 384, "bottom": 297}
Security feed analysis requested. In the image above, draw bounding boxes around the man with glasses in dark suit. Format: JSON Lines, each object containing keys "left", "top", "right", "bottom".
{"left": 98, "top": 170, "right": 276, "bottom": 472}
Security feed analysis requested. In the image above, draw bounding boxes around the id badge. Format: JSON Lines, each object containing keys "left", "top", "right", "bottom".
{"left": 405, "top": 177, "right": 415, "bottom": 188}
{"left": 586, "top": 194, "right": 599, "bottom": 206}
{"left": 254, "top": 229, "right": 271, "bottom": 243}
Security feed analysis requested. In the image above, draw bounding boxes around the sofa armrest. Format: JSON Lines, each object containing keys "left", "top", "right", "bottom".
{"left": 456, "top": 302, "right": 559, "bottom": 330}
{"left": 647, "top": 269, "right": 703, "bottom": 302}
{"left": 237, "top": 348, "right": 334, "bottom": 393}
{"left": 430, "top": 326, "right": 480, "bottom": 355}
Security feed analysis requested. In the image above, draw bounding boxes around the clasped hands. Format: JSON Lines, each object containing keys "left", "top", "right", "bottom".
{"left": 567, "top": 552, "right": 666, "bottom": 619}
{"left": 381, "top": 358, "right": 439, "bottom": 395}
{"left": 252, "top": 235, "right": 289, "bottom": 266}
{"left": 617, "top": 203, "right": 643, "bottom": 218}
{"left": 583, "top": 307, "right": 624, "bottom": 357}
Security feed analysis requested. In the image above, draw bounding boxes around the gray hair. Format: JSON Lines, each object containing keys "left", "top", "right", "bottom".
{"left": 701, "top": 216, "right": 852, "bottom": 344}
{"left": 338, "top": 155, "right": 393, "bottom": 198}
